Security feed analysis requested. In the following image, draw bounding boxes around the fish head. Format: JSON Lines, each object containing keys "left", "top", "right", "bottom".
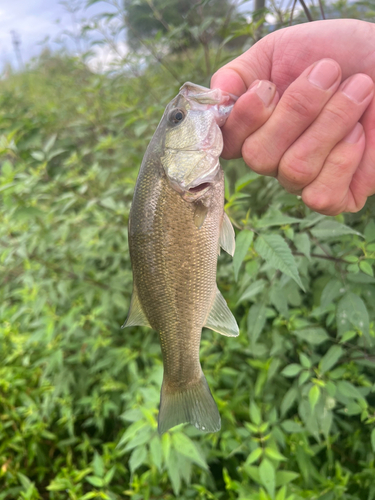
{"left": 159, "top": 82, "right": 237, "bottom": 202}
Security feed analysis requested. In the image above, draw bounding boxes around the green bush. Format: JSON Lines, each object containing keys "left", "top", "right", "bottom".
{"left": 1, "top": 2, "right": 375, "bottom": 499}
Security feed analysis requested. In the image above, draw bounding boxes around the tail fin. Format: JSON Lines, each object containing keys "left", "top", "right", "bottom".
{"left": 158, "top": 375, "right": 221, "bottom": 434}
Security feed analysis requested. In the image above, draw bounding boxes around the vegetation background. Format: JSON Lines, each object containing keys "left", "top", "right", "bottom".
{"left": 1, "top": 0, "right": 375, "bottom": 498}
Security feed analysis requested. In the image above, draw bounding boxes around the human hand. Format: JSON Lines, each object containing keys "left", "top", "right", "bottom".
{"left": 211, "top": 19, "right": 375, "bottom": 215}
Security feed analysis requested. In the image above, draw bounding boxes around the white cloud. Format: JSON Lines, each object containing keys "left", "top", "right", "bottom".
{"left": 86, "top": 41, "right": 129, "bottom": 72}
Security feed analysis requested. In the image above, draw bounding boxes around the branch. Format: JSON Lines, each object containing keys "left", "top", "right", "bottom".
{"left": 293, "top": 251, "right": 346, "bottom": 263}
{"left": 298, "top": 0, "right": 314, "bottom": 21}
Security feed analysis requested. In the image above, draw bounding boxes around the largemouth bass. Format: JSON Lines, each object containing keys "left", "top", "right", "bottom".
{"left": 124, "top": 82, "right": 239, "bottom": 434}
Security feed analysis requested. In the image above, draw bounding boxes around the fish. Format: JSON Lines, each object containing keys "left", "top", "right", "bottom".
{"left": 123, "top": 82, "right": 239, "bottom": 434}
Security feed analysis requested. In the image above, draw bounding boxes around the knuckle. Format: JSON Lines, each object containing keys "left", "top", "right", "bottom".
{"left": 302, "top": 189, "right": 342, "bottom": 215}
{"left": 322, "top": 105, "right": 352, "bottom": 127}
{"left": 279, "top": 150, "right": 315, "bottom": 188}
{"left": 281, "top": 90, "right": 317, "bottom": 121}
{"left": 242, "top": 139, "right": 277, "bottom": 176}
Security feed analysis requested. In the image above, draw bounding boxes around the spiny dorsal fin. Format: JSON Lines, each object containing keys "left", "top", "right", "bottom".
{"left": 220, "top": 212, "right": 235, "bottom": 256}
{"left": 204, "top": 287, "right": 239, "bottom": 337}
{"left": 122, "top": 287, "right": 150, "bottom": 328}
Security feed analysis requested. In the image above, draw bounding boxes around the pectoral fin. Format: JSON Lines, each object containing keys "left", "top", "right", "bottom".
{"left": 219, "top": 213, "right": 235, "bottom": 256}
{"left": 194, "top": 201, "right": 209, "bottom": 229}
{"left": 204, "top": 287, "right": 239, "bottom": 337}
{"left": 122, "top": 287, "right": 150, "bottom": 328}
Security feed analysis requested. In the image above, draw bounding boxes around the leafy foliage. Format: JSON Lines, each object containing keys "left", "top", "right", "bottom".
{"left": 1, "top": 1, "right": 375, "bottom": 499}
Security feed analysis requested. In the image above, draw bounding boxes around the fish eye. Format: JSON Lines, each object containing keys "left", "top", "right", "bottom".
{"left": 168, "top": 108, "right": 186, "bottom": 125}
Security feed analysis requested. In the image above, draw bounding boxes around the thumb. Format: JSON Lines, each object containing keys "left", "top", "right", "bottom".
{"left": 210, "top": 39, "right": 272, "bottom": 96}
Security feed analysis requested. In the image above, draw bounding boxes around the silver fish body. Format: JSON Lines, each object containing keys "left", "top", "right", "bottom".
{"left": 124, "top": 82, "right": 239, "bottom": 434}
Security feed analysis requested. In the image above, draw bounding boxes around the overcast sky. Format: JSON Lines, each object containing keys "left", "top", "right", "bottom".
{"left": 0, "top": 0, "right": 107, "bottom": 72}
{"left": 0, "top": 0, "right": 256, "bottom": 73}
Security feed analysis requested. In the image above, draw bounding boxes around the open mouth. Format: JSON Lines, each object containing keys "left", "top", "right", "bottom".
{"left": 188, "top": 182, "right": 211, "bottom": 193}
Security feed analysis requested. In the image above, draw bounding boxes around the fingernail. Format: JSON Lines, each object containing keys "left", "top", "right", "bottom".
{"left": 250, "top": 80, "right": 276, "bottom": 107}
{"left": 344, "top": 122, "right": 363, "bottom": 143}
{"left": 342, "top": 74, "right": 374, "bottom": 103}
{"left": 308, "top": 59, "right": 340, "bottom": 90}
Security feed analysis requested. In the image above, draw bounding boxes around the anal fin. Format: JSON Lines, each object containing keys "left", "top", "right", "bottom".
{"left": 122, "top": 287, "right": 150, "bottom": 328}
{"left": 204, "top": 287, "right": 239, "bottom": 337}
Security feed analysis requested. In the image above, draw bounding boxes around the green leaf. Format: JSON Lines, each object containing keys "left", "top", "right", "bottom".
{"left": 265, "top": 447, "right": 287, "bottom": 461}
{"left": 129, "top": 445, "right": 147, "bottom": 474}
{"left": 103, "top": 467, "right": 116, "bottom": 485}
{"left": 311, "top": 220, "right": 363, "bottom": 239}
{"left": 259, "top": 458, "right": 275, "bottom": 499}
{"left": 320, "top": 409, "right": 333, "bottom": 438}
{"left": 359, "top": 260, "right": 374, "bottom": 276}
{"left": 14, "top": 206, "right": 44, "bottom": 221}
{"left": 371, "top": 429, "right": 375, "bottom": 452}
{"left": 247, "top": 302, "right": 267, "bottom": 345}
{"left": 257, "top": 208, "right": 302, "bottom": 228}
{"left": 149, "top": 436, "right": 163, "bottom": 472}
{"left": 123, "top": 427, "right": 152, "bottom": 452}
{"left": 337, "top": 380, "right": 363, "bottom": 400}
{"left": 259, "top": 488, "right": 270, "bottom": 500}
{"left": 275, "top": 470, "right": 300, "bottom": 487}
{"left": 92, "top": 452, "right": 104, "bottom": 478}
{"left": 340, "top": 330, "right": 357, "bottom": 343}
{"left": 43, "top": 133, "right": 57, "bottom": 153}
{"left": 343, "top": 255, "right": 359, "bottom": 263}
{"left": 270, "top": 284, "right": 289, "bottom": 317}
{"left": 294, "top": 233, "right": 311, "bottom": 260}
{"left": 80, "top": 493, "right": 98, "bottom": 500}
{"left": 347, "top": 263, "right": 359, "bottom": 273}
{"left": 281, "top": 420, "right": 304, "bottom": 433}
{"left": 281, "top": 387, "right": 298, "bottom": 415}
{"left": 31, "top": 151, "right": 45, "bottom": 161}
{"left": 298, "top": 371, "right": 310, "bottom": 386}
{"left": 246, "top": 447, "right": 263, "bottom": 465}
{"left": 254, "top": 234, "right": 304, "bottom": 290}
{"left": 162, "top": 432, "right": 171, "bottom": 462}
{"left": 250, "top": 401, "right": 262, "bottom": 425}
{"left": 166, "top": 448, "right": 181, "bottom": 495}
{"left": 281, "top": 364, "right": 303, "bottom": 377}
{"left": 319, "top": 345, "right": 344, "bottom": 374}
{"left": 309, "top": 385, "right": 320, "bottom": 411}
{"left": 17, "top": 473, "right": 32, "bottom": 489}
{"left": 293, "top": 327, "right": 329, "bottom": 345}
{"left": 299, "top": 353, "right": 311, "bottom": 369}
{"left": 364, "top": 220, "right": 375, "bottom": 242}
{"left": 172, "top": 433, "right": 208, "bottom": 470}
{"left": 237, "top": 279, "right": 266, "bottom": 303}
{"left": 276, "top": 486, "right": 287, "bottom": 500}
{"left": 86, "top": 476, "right": 104, "bottom": 487}
{"left": 320, "top": 279, "right": 345, "bottom": 309}
{"left": 337, "top": 293, "right": 370, "bottom": 338}
{"left": 233, "top": 230, "right": 254, "bottom": 281}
